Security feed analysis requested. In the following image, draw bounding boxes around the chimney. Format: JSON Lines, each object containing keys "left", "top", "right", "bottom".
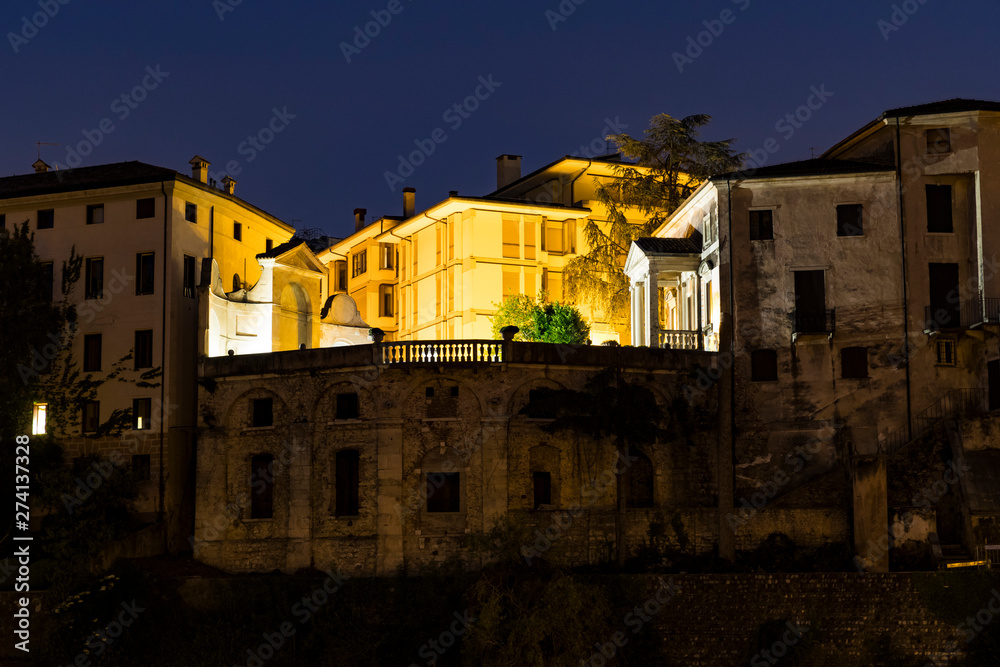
{"left": 354, "top": 208, "right": 367, "bottom": 232}
{"left": 449, "top": 190, "right": 458, "bottom": 197}
{"left": 496, "top": 154, "right": 522, "bottom": 189}
{"left": 189, "top": 155, "right": 210, "bottom": 184}
{"left": 32, "top": 159, "right": 50, "bottom": 173}
{"left": 403, "top": 187, "right": 416, "bottom": 218}
{"left": 221, "top": 175, "right": 236, "bottom": 195}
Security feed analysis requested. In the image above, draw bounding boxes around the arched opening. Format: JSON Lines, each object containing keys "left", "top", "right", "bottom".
{"left": 529, "top": 444, "right": 561, "bottom": 509}
{"left": 279, "top": 282, "right": 311, "bottom": 351}
{"left": 625, "top": 447, "right": 654, "bottom": 509}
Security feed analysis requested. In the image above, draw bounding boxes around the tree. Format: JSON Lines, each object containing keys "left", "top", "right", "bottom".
{"left": 564, "top": 113, "right": 744, "bottom": 328}
{"left": 520, "top": 365, "right": 664, "bottom": 566}
{"left": 491, "top": 292, "right": 590, "bottom": 344}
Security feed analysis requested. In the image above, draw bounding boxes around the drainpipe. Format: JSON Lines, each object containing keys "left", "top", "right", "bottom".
{"left": 895, "top": 117, "right": 913, "bottom": 442}
{"left": 159, "top": 181, "right": 168, "bottom": 523}
{"left": 209, "top": 206, "right": 214, "bottom": 261}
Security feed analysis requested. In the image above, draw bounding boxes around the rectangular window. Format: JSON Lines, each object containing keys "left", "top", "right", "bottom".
{"left": 448, "top": 267, "right": 455, "bottom": 313}
{"left": 927, "top": 128, "right": 951, "bottom": 154}
{"left": 564, "top": 219, "right": 577, "bottom": 254}
{"left": 335, "top": 450, "right": 360, "bottom": 516}
{"left": 379, "top": 243, "right": 395, "bottom": 270}
{"left": 136, "top": 198, "right": 155, "bottom": 219}
{"left": 502, "top": 269, "right": 519, "bottom": 298}
{"left": 524, "top": 221, "right": 536, "bottom": 260}
{"left": 436, "top": 227, "right": 442, "bottom": 267}
{"left": 836, "top": 204, "right": 863, "bottom": 237}
{"left": 793, "top": 270, "right": 827, "bottom": 332}
{"left": 233, "top": 222, "right": 242, "bottom": 241}
{"left": 82, "top": 401, "right": 100, "bottom": 433}
{"left": 549, "top": 271, "right": 563, "bottom": 302}
{"left": 136, "top": 252, "right": 155, "bottom": 295}
{"left": 749, "top": 210, "right": 773, "bottom": 240}
{"left": 86, "top": 204, "right": 104, "bottom": 225}
{"left": 134, "top": 330, "right": 153, "bottom": 369}
{"left": 39, "top": 262, "right": 53, "bottom": 301}
{"left": 936, "top": 339, "right": 956, "bottom": 365}
{"left": 927, "top": 184, "right": 953, "bottom": 233}
{"left": 379, "top": 284, "right": 394, "bottom": 317}
{"left": 132, "top": 454, "right": 151, "bottom": 481}
{"left": 85, "top": 257, "right": 104, "bottom": 300}
{"left": 352, "top": 250, "right": 367, "bottom": 277}
{"left": 266, "top": 238, "right": 273, "bottom": 253}
{"left": 132, "top": 398, "right": 152, "bottom": 430}
{"left": 0, "top": 213, "right": 5, "bottom": 230}
{"left": 545, "top": 223, "right": 563, "bottom": 254}
{"left": 185, "top": 202, "right": 197, "bottom": 223}
{"left": 841, "top": 347, "right": 869, "bottom": 379}
{"left": 252, "top": 398, "right": 273, "bottom": 427}
{"left": 183, "top": 255, "right": 196, "bottom": 298}
{"left": 336, "top": 261, "right": 348, "bottom": 291}
{"left": 426, "top": 472, "right": 460, "bottom": 512}
{"left": 336, "top": 392, "right": 359, "bottom": 420}
{"left": 751, "top": 349, "right": 778, "bottom": 381}
{"left": 83, "top": 333, "right": 102, "bottom": 372}
{"left": 448, "top": 219, "right": 455, "bottom": 260}
{"left": 929, "top": 263, "right": 960, "bottom": 328}
{"left": 502, "top": 216, "right": 520, "bottom": 258}
{"left": 31, "top": 403, "right": 47, "bottom": 435}
{"left": 37, "top": 209, "right": 54, "bottom": 229}
{"left": 533, "top": 471, "right": 552, "bottom": 509}
{"left": 250, "top": 454, "right": 274, "bottom": 519}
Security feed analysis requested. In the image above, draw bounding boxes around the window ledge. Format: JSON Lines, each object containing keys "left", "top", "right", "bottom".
{"left": 243, "top": 518, "right": 274, "bottom": 522}
{"left": 243, "top": 425, "right": 275, "bottom": 432}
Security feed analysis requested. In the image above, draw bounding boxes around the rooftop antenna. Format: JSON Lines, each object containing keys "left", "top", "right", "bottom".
{"left": 809, "top": 147, "right": 819, "bottom": 159}
{"left": 35, "top": 141, "right": 59, "bottom": 160}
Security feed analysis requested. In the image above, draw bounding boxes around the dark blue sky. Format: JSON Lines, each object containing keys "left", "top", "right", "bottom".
{"left": 2, "top": 0, "right": 996, "bottom": 238}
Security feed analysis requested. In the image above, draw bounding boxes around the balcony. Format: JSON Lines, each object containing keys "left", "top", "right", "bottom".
{"left": 792, "top": 309, "right": 835, "bottom": 336}
{"left": 658, "top": 330, "right": 700, "bottom": 350}
{"left": 924, "top": 299, "right": 1000, "bottom": 332}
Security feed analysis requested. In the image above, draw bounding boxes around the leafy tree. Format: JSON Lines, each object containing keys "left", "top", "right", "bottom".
{"left": 521, "top": 366, "right": 664, "bottom": 566}
{"left": 564, "top": 113, "right": 744, "bottom": 327}
{"left": 491, "top": 292, "right": 590, "bottom": 344}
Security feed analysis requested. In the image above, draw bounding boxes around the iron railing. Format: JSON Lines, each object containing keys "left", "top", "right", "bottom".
{"left": 658, "top": 330, "right": 700, "bottom": 350}
{"left": 792, "top": 309, "right": 836, "bottom": 334}
{"left": 924, "top": 298, "right": 1000, "bottom": 331}
{"left": 380, "top": 340, "right": 503, "bottom": 364}
{"left": 879, "top": 388, "right": 989, "bottom": 455}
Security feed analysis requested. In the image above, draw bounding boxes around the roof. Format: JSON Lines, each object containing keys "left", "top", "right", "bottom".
{"left": 881, "top": 98, "right": 1000, "bottom": 119}
{"left": 488, "top": 154, "right": 629, "bottom": 197}
{"left": 256, "top": 239, "right": 305, "bottom": 259}
{"left": 0, "top": 161, "right": 179, "bottom": 199}
{"left": 715, "top": 158, "right": 895, "bottom": 181}
{"left": 634, "top": 237, "right": 701, "bottom": 254}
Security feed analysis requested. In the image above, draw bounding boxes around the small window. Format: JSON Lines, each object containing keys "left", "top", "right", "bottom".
{"left": 380, "top": 284, "right": 394, "bottom": 317}
{"left": 335, "top": 450, "right": 360, "bottom": 516}
{"left": 83, "top": 333, "right": 102, "bottom": 372}
{"left": 251, "top": 398, "right": 273, "bottom": 427}
{"left": 564, "top": 219, "right": 577, "bottom": 254}
{"left": 926, "top": 185, "right": 953, "bottom": 233}
{"left": 336, "top": 261, "right": 348, "bottom": 291}
{"left": 82, "top": 401, "right": 100, "bottom": 433}
{"left": 749, "top": 210, "right": 773, "bottom": 241}
{"left": 502, "top": 216, "right": 520, "bottom": 259}
{"left": 352, "top": 250, "right": 367, "bottom": 277}
{"left": 136, "top": 198, "right": 155, "bottom": 219}
{"left": 185, "top": 202, "right": 197, "bottom": 223}
{"left": 250, "top": 454, "right": 274, "bottom": 519}
{"left": 841, "top": 346, "right": 869, "bottom": 379}
{"left": 751, "top": 349, "right": 778, "bottom": 381}
{"left": 266, "top": 238, "right": 273, "bottom": 253}
{"left": 335, "top": 392, "right": 359, "bottom": 420}
{"left": 450, "top": 386, "right": 459, "bottom": 397}
{"left": 85, "top": 257, "right": 104, "bottom": 300}
{"left": 425, "top": 387, "right": 434, "bottom": 398}
{"left": 37, "top": 209, "right": 53, "bottom": 229}
{"left": 533, "top": 471, "right": 552, "bottom": 508}
{"left": 233, "top": 221, "right": 242, "bottom": 241}
{"left": 426, "top": 472, "right": 460, "bottom": 512}
{"left": 0, "top": 213, "right": 6, "bottom": 230}
{"left": 927, "top": 128, "right": 951, "bottom": 155}
{"left": 86, "top": 204, "right": 104, "bottom": 225}
{"left": 134, "top": 330, "right": 153, "bottom": 369}
{"left": 133, "top": 398, "right": 152, "bottom": 430}
{"left": 836, "top": 204, "right": 863, "bottom": 237}
{"left": 39, "top": 262, "right": 53, "bottom": 301}
{"left": 379, "top": 243, "right": 395, "bottom": 269}
{"left": 136, "top": 252, "right": 155, "bottom": 295}
{"left": 183, "top": 255, "right": 196, "bottom": 298}
{"left": 544, "top": 223, "right": 563, "bottom": 254}
{"left": 31, "top": 403, "right": 47, "bottom": 435}
{"left": 936, "top": 339, "right": 956, "bottom": 366}
{"left": 131, "top": 454, "right": 151, "bottom": 481}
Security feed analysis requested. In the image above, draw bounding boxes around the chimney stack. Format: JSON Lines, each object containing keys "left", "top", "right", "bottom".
{"left": 354, "top": 208, "right": 367, "bottom": 232}
{"left": 403, "top": 187, "right": 416, "bottom": 218}
{"left": 496, "top": 154, "right": 522, "bottom": 189}
{"left": 222, "top": 175, "right": 236, "bottom": 195}
{"left": 32, "top": 159, "right": 50, "bottom": 173}
{"left": 189, "top": 155, "right": 210, "bottom": 184}
{"left": 449, "top": 190, "right": 458, "bottom": 197}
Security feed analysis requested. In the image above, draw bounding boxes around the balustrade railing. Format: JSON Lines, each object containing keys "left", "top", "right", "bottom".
{"left": 658, "top": 330, "right": 700, "bottom": 350}
{"left": 380, "top": 340, "right": 503, "bottom": 364}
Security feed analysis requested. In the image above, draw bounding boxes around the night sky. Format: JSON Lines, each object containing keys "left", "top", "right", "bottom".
{"left": 1, "top": 0, "right": 995, "bottom": 238}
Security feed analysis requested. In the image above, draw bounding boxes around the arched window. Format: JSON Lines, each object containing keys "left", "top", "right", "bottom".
{"left": 625, "top": 448, "right": 654, "bottom": 509}
{"left": 233, "top": 273, "right": 242, "bottom": 291}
